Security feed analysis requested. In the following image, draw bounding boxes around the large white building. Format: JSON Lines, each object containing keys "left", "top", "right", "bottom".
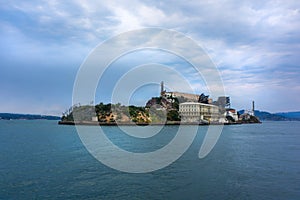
{"left": 179, "top": 102, "right": 220, "bottom": 123}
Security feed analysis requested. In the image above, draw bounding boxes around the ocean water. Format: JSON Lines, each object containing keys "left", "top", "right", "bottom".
{"left": 0, "top": 120, "right": 299, "bottom": 199}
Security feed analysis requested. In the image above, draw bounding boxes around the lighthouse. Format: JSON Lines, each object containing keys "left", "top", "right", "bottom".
{"left": 160, "top": 81, "right": 165, "bottom": 96}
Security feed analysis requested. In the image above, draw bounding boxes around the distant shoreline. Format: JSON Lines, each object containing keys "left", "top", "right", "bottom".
{"left": 0, "top": 113, "right": 60, "bottom": 120}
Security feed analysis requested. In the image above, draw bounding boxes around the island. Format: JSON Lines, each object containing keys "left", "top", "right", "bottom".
{"left": 59, "top": 81, "right": 261, "bottom": 126}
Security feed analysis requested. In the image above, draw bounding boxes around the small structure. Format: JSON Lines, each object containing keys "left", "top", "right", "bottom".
{"left": 179, "top": 102, "right": 220, "bottom": 123}
{"left": 241, "top": 101, "right": 256, "bottom": 117}
{"left": 225, "top": 108, "right": 238, "bottom": 122}
{"left": 91, "top": 116, "right": 98, "bottom": 122}
{"left": 238, "top": 100, "right": 261, "bottom": 123}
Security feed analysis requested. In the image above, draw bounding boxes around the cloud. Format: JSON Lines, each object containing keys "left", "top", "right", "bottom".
{"left": 1, "top": 0, "right": 300, "bottom": 113}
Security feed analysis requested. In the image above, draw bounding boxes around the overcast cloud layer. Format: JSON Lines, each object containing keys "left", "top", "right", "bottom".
{"left": 1, "top": 0, "right": 300, "bottom": 114}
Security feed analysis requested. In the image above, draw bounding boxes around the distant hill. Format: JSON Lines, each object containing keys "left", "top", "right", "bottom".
{"left": 238, "top": 110, "right": 299, "bottom": 121}
{"left": 0, "top": 113, "right": 60, "bottom": 120}
{"left": 275, "top": 111, "right": 300, "bottom": 119}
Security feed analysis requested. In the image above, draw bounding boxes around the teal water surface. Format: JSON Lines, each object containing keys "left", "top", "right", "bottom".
{"left": 0, "top": 120, "right": 299, "bottom": 199}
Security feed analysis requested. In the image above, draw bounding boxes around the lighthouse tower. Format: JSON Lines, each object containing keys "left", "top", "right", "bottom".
{"left": 160, "top": 81, "right": 165, "bottom": 96}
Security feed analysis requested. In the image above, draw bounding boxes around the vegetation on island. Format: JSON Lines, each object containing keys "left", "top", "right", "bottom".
{"left": 61, "top": 94, "right": 182, "bottom": 124}
{"left": 61, "top": 101, "right": 180, "bottom": 124}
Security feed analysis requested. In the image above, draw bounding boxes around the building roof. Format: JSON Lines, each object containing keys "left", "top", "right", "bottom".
{"left": 179, "top": 102, "right": 218, "bottom": 107}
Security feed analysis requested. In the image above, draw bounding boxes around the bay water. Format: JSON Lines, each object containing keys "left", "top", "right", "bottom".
{"left": 0, "top": 120, "right": 299, "bottom": 199}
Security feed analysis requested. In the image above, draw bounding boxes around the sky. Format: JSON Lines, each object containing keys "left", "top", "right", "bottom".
{"left": 0, "top": 0, "right": 300, "bottom": 115}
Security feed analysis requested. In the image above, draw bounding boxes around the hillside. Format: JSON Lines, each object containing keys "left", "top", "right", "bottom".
{"left": 275, "top": 111, "right": 300, "bottom": 119}
{"left": 0, "top": 113, "right": 60, "bottom": 120}
{"left": 238, "top": 110, "right": 299, "bottom": 121}
{"left": 61, "top": 100, "right": 181, "bottom": 124}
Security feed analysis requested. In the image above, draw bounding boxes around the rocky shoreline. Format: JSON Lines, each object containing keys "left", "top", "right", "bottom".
{"left": 58, "top": 120, "right": 257, "bottom": 126}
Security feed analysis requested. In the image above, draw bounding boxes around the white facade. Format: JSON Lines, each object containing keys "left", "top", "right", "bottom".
{"left": 179, "top": 102, "right": 220, "bottom": 123}
{"left": 225, "top": 109, "right": 239, "bottom": 121}
{"left": 92, "top": 116, "right": 98, "bottom": 122}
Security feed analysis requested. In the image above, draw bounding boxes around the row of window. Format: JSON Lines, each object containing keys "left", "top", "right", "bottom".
{"left": 179, "top": 108, "right": 210, "bottom": 112}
